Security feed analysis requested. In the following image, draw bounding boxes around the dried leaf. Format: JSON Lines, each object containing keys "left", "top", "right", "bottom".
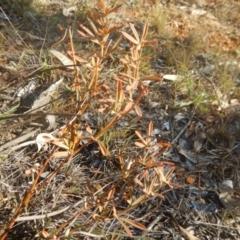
{"left": 41, "top": 229, "right": 50, "bottom": 238}
{"left": 97, "top": 141, "right": 109, "bottom": 156}
{"left": 134, "top": 105, "right": 142, "bottom": 117}
{"left": 53, "top": 151, "right": 69, "bottom": 158}
{"left": 163, "top": 74, "right": 184, "bottom": 81}
{"left": 107, "top": 25, "right": 124, "bottom": 34}
{"left": 117, "top": 217, "right": 132, "bottom": 238}
{"left": 67, "top": 51, "right": 88, "bottom": 63}
{"left": 49, "top": 50, "right": 76, "bottom": 69}
{"left": 129, "top": 23, "right": 140, "bottom": 43}
{"left": 25, "top": 169, "right": 33, "bottom": 175}
{"left": 26, "top": 78, "right": 63, "bottom": 113}
{"left": 219, "top": 181, "right": 240, "bottom": 210}
{"left": 135, "top": 130, "right": 147, "bottom": 146}
{"left": 186, "top": 176, "right": 195, "bottom": 184}
{"left": 64, "top": 228, "right": 70, "bottom": 237}
{"left": 148, "top": 121, "right": 153, "bottom": 140}
{"left": 97, "top": 0, "right": 106, "bottom": 11}
{"left": 139, "top": 75, "right": 162, "bottom": 81}
{"left": 79, "top": 23, "right": 95, "bottom": 37}
{"left": 178, "top": 224, "right": 200, "bottom": 240}
{"left": 121, "top": 31, "right": 138, "bottom": 45}
{"left": 35, "top": 133, "right": 69, "bottom": 152}
{"left": 141, "top": 22, "right": 149, "bottom": 42}
{"left": 120, "top": 102, "right": 134, "bottom": 114}
{"left": 120, "top": 217, "right": 147, "bottom": 231}
{"left": 131, "top": 194, "right": 147, "bottom": 206}
{"left": 45, "top": 114, "right": 56, "bottom": 131}
{"left": 88, "top": 19, "right": 99, "bottom": 36}
{"left": 134, "top": 141, "right": 146, "bottom": 148}
{"left": 105, "top": 4, "right": 122, "bottom": 15}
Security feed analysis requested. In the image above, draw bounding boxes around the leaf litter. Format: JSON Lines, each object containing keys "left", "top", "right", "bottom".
{"left": 0, "top": 0, "right": 240, "bottom": 239}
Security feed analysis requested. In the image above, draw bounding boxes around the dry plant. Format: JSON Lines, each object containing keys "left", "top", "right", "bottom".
{"left": 0, "top": 0, "right": 176, "bottom": 239}
{"left": 1, "top": 0, "right": 240, "bottom": 239}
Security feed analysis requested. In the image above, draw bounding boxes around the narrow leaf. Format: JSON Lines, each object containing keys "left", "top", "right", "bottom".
{"left": 134, "top": 105, "right": 142, "bottom": 117}
{"left": 121, "top": 31, "right": 138, "bottom": 45}
{"left": 148, "top": 121, "right": 153, "bottom": 139}
{"left": 141, "top": 22, "right": 149, "bottom": 42}
{"left": 131, "top": 194, "right": 147, "bottom": 206}
{"left": 53, "top": 151, "right": 69, "bottom": 157}
{"left": 105, "top": 4, "right": 122, "bottom": 15}
{"left": 134, "top": 141, "right": 146, "bottom": 148}
{"left": 120, "top": 102, "right": 133, "bottom": 114}
{"left": 79, "top": 23, "right": 95, "bottom": 37}
{"left": 139, "top": 75, "right": 162, "bottom": 81}
{"left": 97, "top": 141, "right": 109, "bottom": 156}
{"left": 77, "top": 30, "right": 88, "bottom": 38}
{"left": 88, "top": 18, "right": 99, "bottom": 35}
{"left": 120, "top": 217, "right": 147, "bottom": 231}
{"left": 103, "top": 33, "right": 110, "bottom": 43}
{"left": 135, "top": 130, "right": 147, "bottom": 146}
{"left": 67, "top": 51, "right": 87, "bottom": 63}
{"left": 129, "top": 23, "right": 140, "bottom": 43}
{"left": 117, "top": 218, "right": 133, "bottom": 238}
{"left": 91, "top": 39, "right": 100, "bottom": 45}
{"left": 116, "top": 78, "right": 123, "bottom": 103}
{"left": 107, "top": 25, "right": 124, "bottom": 34}
{"left": 97, "top": 0, "right": 106, "bottom": 11}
